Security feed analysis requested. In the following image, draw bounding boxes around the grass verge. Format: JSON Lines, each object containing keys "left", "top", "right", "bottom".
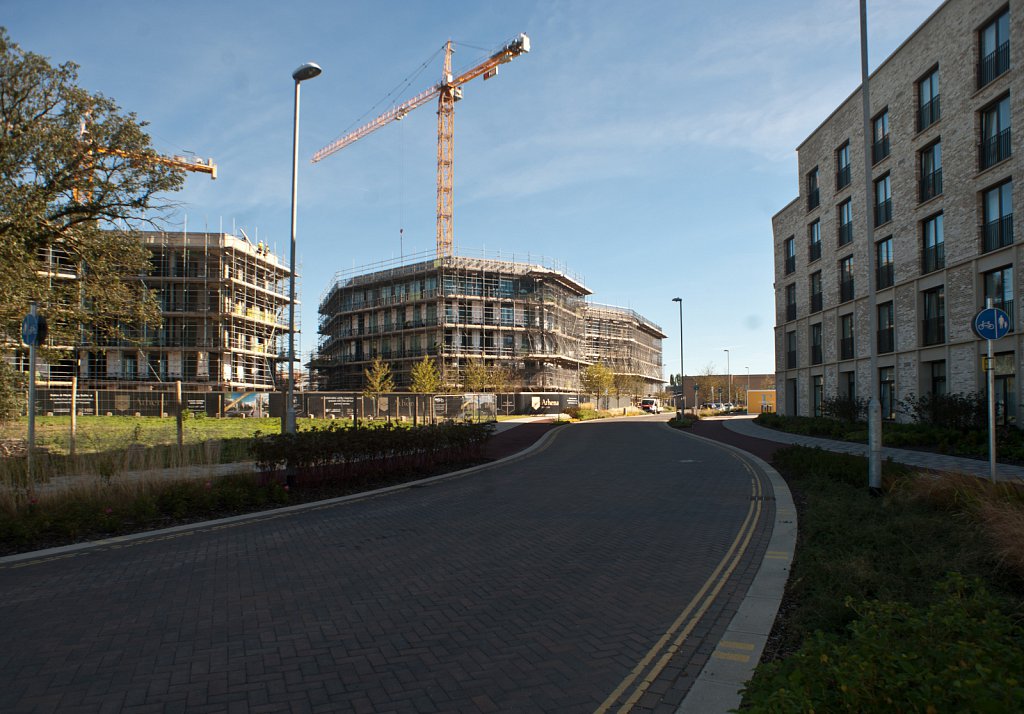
{"left": 741, "top": 446, "right": 1024, "bottom": 711}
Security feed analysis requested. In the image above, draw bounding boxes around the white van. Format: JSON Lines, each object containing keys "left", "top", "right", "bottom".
{"left": 640, "top": 398, "right": 662, "bottom": 414}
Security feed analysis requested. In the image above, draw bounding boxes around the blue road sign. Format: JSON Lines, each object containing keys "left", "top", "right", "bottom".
{"left": 972, "top": 307, "right": 1011, "bottom": 340}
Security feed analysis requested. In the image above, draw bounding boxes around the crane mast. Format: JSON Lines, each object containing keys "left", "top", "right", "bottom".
{"left": 313, "top": 33, "right": 530, "bottom": 257}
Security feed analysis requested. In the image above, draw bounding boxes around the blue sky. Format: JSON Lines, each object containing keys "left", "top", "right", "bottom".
{"left": 3, "top": 0, "right": 943, "bottom": 380}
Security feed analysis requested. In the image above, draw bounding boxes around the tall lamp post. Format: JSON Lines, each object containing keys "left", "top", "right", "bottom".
{"left": 723, "top": 348, "right": 731, "bottom": 405}
{"left": 672, "top": 297, "right": 684, "bottom": 413}
{"left": 285, "top": 61, "right": 322, "bottom": 435}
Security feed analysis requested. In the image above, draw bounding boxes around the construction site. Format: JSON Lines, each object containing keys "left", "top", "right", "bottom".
{"left": 311, "top": 249, "right": 665, "bottom": 395}
{"left": 24, "top": 230, "right": 293, "bottom": 394}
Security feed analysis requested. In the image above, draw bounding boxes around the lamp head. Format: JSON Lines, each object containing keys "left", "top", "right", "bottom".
{"left": 672, "top": 297, "right": 681, "bottom": 303}
{"left": 292, "top": 62, "right": 322, "bottom": 82}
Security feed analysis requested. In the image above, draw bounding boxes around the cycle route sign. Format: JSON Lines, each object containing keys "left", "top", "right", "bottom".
{"left": 972, "top": 307, "right": 1011, "bottom": 341}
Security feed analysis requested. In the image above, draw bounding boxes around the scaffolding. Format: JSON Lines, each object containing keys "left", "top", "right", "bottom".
{"left": 312, "top": 248, "right": 592, "bottom": 392}
{"left": 584, "top": 303, "right": 667, "bottom": 392}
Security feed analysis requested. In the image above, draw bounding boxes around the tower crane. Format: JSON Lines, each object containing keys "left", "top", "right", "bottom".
{"left": 312, "top": 33, "right": 530, "bottom": 258}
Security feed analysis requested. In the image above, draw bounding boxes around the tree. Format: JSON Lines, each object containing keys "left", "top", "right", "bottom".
{"left": 0, "top": 360, "right": 26, "bottom": 425}
{"left": 580, "top": 363, "right": 614, "bottom": 408}
{"left": 489, "top": 363, "right": 518, "bottom": 394}
{"left": 1, "top": 29, "right": 183, "bottom": 352}
{"left": 363, "top": 356, "right": 395, "bottom": 417}
{"left": 409, "top": 355, "right": 441, "bottom": 393}
{"left": 614, "top": 373, "right": 646, "bottom": 401}
{"left": 463, "top": 358, "right": 490, "bottom": 393}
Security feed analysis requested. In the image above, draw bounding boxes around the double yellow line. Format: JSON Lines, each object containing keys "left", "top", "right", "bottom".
{"left": 595, "top": 455, "right": 765, "bottom": 713}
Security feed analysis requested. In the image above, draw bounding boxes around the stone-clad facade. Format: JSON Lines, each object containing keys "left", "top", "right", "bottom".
{"left": 773, "top": 0, "right": 1022, "bottom": 423}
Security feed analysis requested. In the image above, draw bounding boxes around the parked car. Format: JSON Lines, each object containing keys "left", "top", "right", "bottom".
{"left": 640, "top": 398, "right": 662, "bottom": 414}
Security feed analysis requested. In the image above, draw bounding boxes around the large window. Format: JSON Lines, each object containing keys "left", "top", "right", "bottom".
{"left": 810, "top": 323, "right": 823, "bottom": 366}
{"left": 839, "top": 313, "right": 854, "bottom": 360}
{"left": 812, "top": 374, "right": 824, "bottom": 417}
{"left": 809, "top": 220, "right": 822, "bottom": 262}
{"left": 810, "top": 271, "right": 823, "bottom": 313}
{"left": 930, "top": 360, "right": 947, "bottom": 397}
{"left": 876, "top": 236, "right": 894, "bottom": 289}
{"left": 880, "top": 366, "right": 896, "bottom": 420}
{"left": 922, "top": 286, "right": 946, "bottom": 346}
{"left": 979, "top": 9, "right": 1010, "bottom": 87}
{"left": 785, "top": 283, "right": 797, "bottom": 321}
{"left": 922, "top": 213, "right": 945, "bottom": 273}
{"left": 839, "top": 255, "right": 854, "bottom": 303}
{"left": 918, "top": 67, "right": 940, "bottom": 131}
{"left": 919, "top": 141, "right": 942, "bottom": 201}
{"left": 980, "top": 95, "right": 1011, "bottom": 169}
{"left": 874, "top": 174, "right": 892, "bottom": 226}
{"left": 784, "top": 236, "right": 796, "bottom": 274}
{"left": 983, "top": 265, "right": 1014, "bottom": 329}
{"left": 786, "top": 330, "right": 797, "bottom": 369}
{"left": 872, "top": 109, "right": 890, "bottom": 164}
{"left": 836, "top": 142, "right": 851, "bottom": 190}
{"left": 983, "top": 181, "right": 1014, "bottom": 252}
{"left": 838, "top": 199, "right": 853, "bottom": 246}
{"left": 807, "top": 167, "right": 820, "bottom": 210}
{"left": 878, "top": 301, "right": 895, "bottom": 353}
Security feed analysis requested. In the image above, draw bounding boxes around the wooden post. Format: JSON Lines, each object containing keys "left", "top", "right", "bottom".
{"left": 175, "top": 380, "right": 183, "bottom": 448}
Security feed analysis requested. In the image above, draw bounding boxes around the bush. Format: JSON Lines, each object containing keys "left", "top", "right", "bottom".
{"left": 899, "top": 391, "right": 986, "bottom": 431}
{"left": 743, "top": 575, "right": 1024, "bottom": 713}
{"left": 819, "top": 395, "right": 866, "bottom": 424}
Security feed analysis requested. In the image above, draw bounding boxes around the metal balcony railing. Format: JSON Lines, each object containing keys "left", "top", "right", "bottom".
{"left": 876, "top": 263, "right": 894, "bottom": 289}
{"left": 980, "top": 128, "right": 1012, "bottom": 169}
{"left": 839, "top": 278, "right": 855, "bottom": 303}
{"left": 978, "top": 42, "right": 1009, "bottom": 87}
{"left": 922, "top": 244, "right": 945, "bottom": 273}
{"left": 917, "top": 95, "right": 940, "bottom": 131}
{"left": 836, "top": 164, "right": 851, "bottom": 190}
{"left": 922, "top": 316, "right": 945, "bottom": 346}
{"left": 920, "top": 169, "right": 942, "bottom": 201}
{"left": 840, "top": 336, "right": 854, "bottom": 361}
{"left": 872, "top": 135, "right": 890, "bottom": 164}
{"left": 875, "top": 198, "right": 892, "bottom": 227}
{"left": 810, "top": 293, "right": 823, "bottom": 313}
{"left": 982, "top": 215, "right": 1014, "bottom": 253}
{"left": 877, "top": 328, "right": 894, "bottom": 353}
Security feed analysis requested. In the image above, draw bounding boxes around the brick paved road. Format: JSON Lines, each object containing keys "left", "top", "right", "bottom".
{"left": 0, "top": 420, "right": 774, "bottom": 713}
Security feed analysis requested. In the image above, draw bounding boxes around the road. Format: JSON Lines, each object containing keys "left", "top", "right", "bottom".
{"left": 0, "top": 419, "right": 776, "bottom": 713}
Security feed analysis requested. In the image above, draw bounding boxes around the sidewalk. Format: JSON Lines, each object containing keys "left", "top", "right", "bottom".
{"left": 714, "top": 415, "right": 1024, "bottom": 482}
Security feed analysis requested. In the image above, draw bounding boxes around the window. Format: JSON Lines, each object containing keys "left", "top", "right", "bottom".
{"left": 838, "top": 199, "right": 853, "bottom": 246}
{"left": 784, "top": 236, "right": 796, "bottom": 274}
{"left": 982, "top": 181, "right": 1014, "bottom": 252}
{"left": 807, "top": 167, "right": 820, "bottom": 210}
{"left": 839, "top": 255, "right": 854, "bottom": 303}
{"left": 918, "top": 67, "right": 941, "bottom": 131}
{"left": 786, "top": 330, "right": 797, "bottom": 369}
{"left": 930, "top": 361, "right": 947, "bottom": 396}
{"left": 922, "top": 286, "right": 945, "bottom": 345}
{"left": 841, "top": 371, "right": 856, "bottom": 400}
{"left": 992, "top": 353, "right": 1017, "bottom": 426}
{"left": 880, "top": 366, "right": 896, "bottom": 420}
{"left": 878, "top": 301, "right": 895, "bottom": 353}
{"left": 874, "top": 174, "right": 891, "bottom": 226}
{"left": 876, "top": 236, "right": 894, "bottom": 289}
{"left": 922, "top": 214, "right": 945, "bottom": 273}
{"left": 872, "top": 109, "right": 890, "bottom": 164}
{"left": 836, "top": 142, "right": 851, "bottom": 190}
{"left": 810, "top": 323, "right": 823, "bottom": 365}
{"left": 810, "top": 271, "right": 823, "bottom": 313}
{"left": 809, "top": 220, "right": 822, "bottom": 262}
{"left": 979, "top": 9, "right": 1010, "bottom": 87}
{"left": 983, "top": 265, "right": 1014, "bottom": 328}
{"left": 919, "top": 141, "right": 942, "bottom": 201}
{"left": 980, "top": 95, "right": 1011, "bottom": 169}
{"left": 785, "top": 283, "right": 797, "bottom": 321}
{"left": 812, "top": 375, "right": 824, "bottom": 417}
{"left": 839, "top": 313, "right": 854, "bottom": 360}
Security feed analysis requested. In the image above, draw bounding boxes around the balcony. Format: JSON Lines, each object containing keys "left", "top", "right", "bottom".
{"left": 978, "top": 41, "right": 1009, "bottom": 87}
{"left": 980, "top": 128, "right": 1012, "bottom": 170}
{"left": 982, "top": 215, "right": 1014, "bottom": 253}
{"left": 875, "top": 198, "right": 892, "bottom": 227}
{"left": 836, "top": 164, "right": 851, "bottom": 191}
{"left": 922, "top": 244, "right": 945, "bottom": 273}
{"left": 838, "top": 222, "right": 853, "bottom": 246}
{"left": 922, "top": 316, "right": 945, "bottom": 346}
{"left": 810, "top": 293, "right": 822, "bottom": 313}
{"left": 839, "top": 278, "right": 855, "bottom": 303}
{"left": 840, "top": 336, "right": 854, "bottom": 361}
{"left": 876, "top": 263, "right": 894, "bottom": 289}
{"left": 809, "top": 241, "right": 822, "bottom": 262}
{"left": 917, "top": 95, "right": 940, "bottom": 131}
{"left": 919, "top": 169, "right": 942, "bottom": 202}
{"left": 877, "top": 328, "right": 894, "bottom": 353}
{"left": 872, "top": 135, "right": 890, "bottom": 164}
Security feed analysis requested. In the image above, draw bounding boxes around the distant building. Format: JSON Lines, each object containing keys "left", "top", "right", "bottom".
{"left": 773, "top": 0, "right": 1021, "bottom": 424}
{"left": 584, "top": 303, "right": 666, "bottom": 393}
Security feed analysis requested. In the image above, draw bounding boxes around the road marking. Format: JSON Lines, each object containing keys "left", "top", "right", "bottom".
{"left": 596, "top": 454, "right": 765, "bottom": 713}
{"left": 765, "top": 550, "right": 790, "bottom": 560}
{"left": 713, "top": 651, "right": 750, "bottom": 663}
{"left": 719, "top": 640, "right": 755, "bottom": 651}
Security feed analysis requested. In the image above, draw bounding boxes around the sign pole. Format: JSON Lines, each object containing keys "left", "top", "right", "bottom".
{"left": 986, "top": 298, "right": 997, "bottom": 483}
{"left": 26, "top": 302, "right": 37, "bottom": 488}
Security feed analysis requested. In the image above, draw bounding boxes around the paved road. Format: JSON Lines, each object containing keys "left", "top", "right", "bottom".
{"left": 0, "top": 420, "right": 776, "bottom": 713}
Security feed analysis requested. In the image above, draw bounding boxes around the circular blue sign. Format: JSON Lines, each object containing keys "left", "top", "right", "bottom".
{"left": 972, "top": 307, "right": 1011, "bottom": 340}
{"left": 20, "top": 313, "right": 48, "bottom": 347}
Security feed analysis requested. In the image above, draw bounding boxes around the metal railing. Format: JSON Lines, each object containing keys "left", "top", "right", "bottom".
{"left": 980, "top": 128, "right": 1011, "bottom": 169}
{"left": 877, "top": 328, "right": 894, "bottom": 353}
{"left": 835, "top": 164, "right": 851, "bottom": 190}
{"left": 839, "top": 278, "right": 855, "bottom": 303}
{"left": 875, "top": 198, "right": 892, "bottom": 227}
{"left": 876, "top": 263, "right": 894, "bottom": 289}
{"left": 922, "top": 316, "right": 945, "bottom": 346}
{"left": 839, "top": 336, "right": 854, "bottom": 361}
{"left": 982, "top": 215, "right": 1014, "bottom": 253}
{"left": 978, "top": 42, "right": 1010, "bottom": 87}
{"left": 919, "top": 169, "right": 942, "bottom": 201}
{"left": 922, "top": 244, "right": 945, "bottom": 273}
{"left": 917, "top": 95, "right": 940, "bottom": 131}
{"left": 872, "top": 135, "right": 890, "bottom": 164}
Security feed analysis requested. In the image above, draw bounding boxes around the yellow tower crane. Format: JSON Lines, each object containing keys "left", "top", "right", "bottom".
{"left": 312, "top": 33, "right": 530, "bottom": 258}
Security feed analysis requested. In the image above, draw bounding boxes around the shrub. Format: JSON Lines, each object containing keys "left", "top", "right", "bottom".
{"left": 820, "top": 395, "right": 867, "bottom": 424}
{"left": 899, "top": 391, "right": 986, "bottom": 431}
{"left": 742, "top": 575, "right": 1024, "bottom": 713}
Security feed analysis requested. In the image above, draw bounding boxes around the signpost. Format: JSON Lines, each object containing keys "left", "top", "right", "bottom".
{"left": 21, "top": 303, "right": 47, "bottom": 485}
{"left": 972, "top": 302, "right": 1010, "bottom": 483}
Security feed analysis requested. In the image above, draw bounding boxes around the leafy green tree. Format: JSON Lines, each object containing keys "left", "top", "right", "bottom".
{"left": 581, "top": 363, "right": 614, "bottom": 407}
{"left": 409, "top": 355, "right": 441, "bottom": 393}
{"left": 463, "top": 357, "right": 490, "bottom": 393}
{"left": 1, "top": 29, "right": 183, "bottom": 352}
{"left": 0, "top": 360, "right": 26, "bottom": 424}
{"left": 489, "top": 363, "right": 518, "bottom": 394}
{"left": 363, "top": 356, "right": 395, "bottom": 397}
{"left": 614, "top": 373, "right": 645, "bottom": 400}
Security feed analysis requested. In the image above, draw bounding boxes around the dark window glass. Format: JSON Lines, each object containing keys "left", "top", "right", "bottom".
{"left": 839, "top": 313, "right": 854, "bottom": 360}
{"left": 980, "top": 95, "right": 1011, "bottom": 169}
{"left": 880, "top": 366, "right": 896, "bottom": 420}
{"left": 872, "top": 110, "right": 890, "bottom": 163}
{"left": 838, "top": 199, "right": 853, "bottom": 246}
{"left": 810, "top": 271, "right": 822, "bottom": 313}
{"left": 874, "top": 174, "right": 892, "bottom": 226}
{"left": 785, "top": 283, "right": 797, "bottom": 321}
{"left": 922, "top": 287, "right": 946, "bottom": 345}
{"left": 809, "top": 221, "right": 822, "bottom": 262}
{"left": 784, "top": 236, "right": 796, "bottom": 274}
{"left": 836, "top": 142, "right": 851, "bottom": 189}
{"left": 807, "top": 167, "right": 820, "bottom": 210}
{"left": 918, "top": 68, "right": 940, "bottom": 130}
{"left": 810, "top": 323, "right": 822, "bottom": 365}
{"left": 922, "top": 214, "right": 945, "bottom": 273}
{"left": 982, "top": 181, "right": 1014, "bottom": 252}
{"left": 786, "top": 330, "right": 797, "bottom": 369}
{"left": 919, "top": 142, "right": 942, "bottom": 201}
{"left": 876, "top": 236, "right": 894, "bottom": 289}
{"left": 878, "top": 302, "right": 895, "bottom": 353}
{"left": 839, "top": 256, "right": 854, "bottom": 303}
{"left": 983, "top": 266, "right": 1014, "bottom": 330}
{"left": 979, "top": 10, "right": 1010, "bottom": 87}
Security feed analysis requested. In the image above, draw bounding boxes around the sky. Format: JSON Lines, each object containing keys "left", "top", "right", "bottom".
{"left": 3, "top": 0, "right": 944, "bottom": 380}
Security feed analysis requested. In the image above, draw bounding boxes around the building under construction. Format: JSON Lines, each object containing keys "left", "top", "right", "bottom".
{"left": 584, "top": 303, "right": 667, "bottom": 388}
{"left": 18, "top": 230, "right": 294, "bottom": 392}
{"left": 311, "top": 250, "right": 666, "bottom": 394}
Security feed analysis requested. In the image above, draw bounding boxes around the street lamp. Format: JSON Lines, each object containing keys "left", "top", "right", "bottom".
{"left": 285, "top": 61, "right": 322, "bottom": 435}
{"left": 671, "top": 298, "right": 684, "bottom": 413}
{"left": 723, "top": 348, "right": 731, "bottom": 405}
